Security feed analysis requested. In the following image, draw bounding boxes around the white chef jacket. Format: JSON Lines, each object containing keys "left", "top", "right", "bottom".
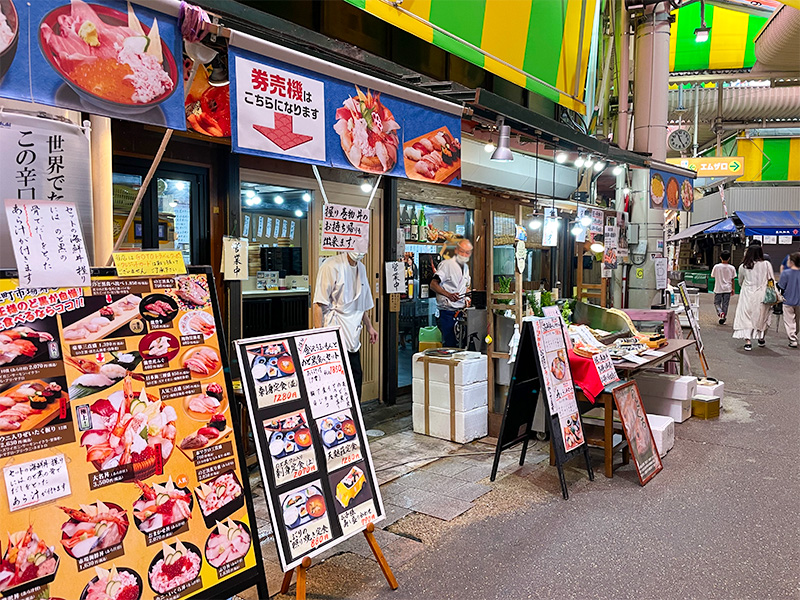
{"left": 434, "top": 257, "right": 470, "bottom": 310}
{"left": 314, "top": 253, "right": 374, "bottom": 352}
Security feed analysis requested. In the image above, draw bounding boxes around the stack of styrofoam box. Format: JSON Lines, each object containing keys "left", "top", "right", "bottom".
{"left": 412, "top": 352, "right": 488, "bottom": 444}
{"left": 581, "top": 408, "right": 674, "bottom": 457}
{"left": 697, "top": 379, "right": 724, "bottom": 404}
{"left": 635, "top": 374, "right": 697, "bottom": 423}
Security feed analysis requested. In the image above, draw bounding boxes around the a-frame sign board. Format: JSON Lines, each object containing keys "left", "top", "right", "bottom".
{"left": 491, "top": 318, "right": 593, "bottom": 499}
{"left": 677, "top": 281, "right": 709, "bottom": 376}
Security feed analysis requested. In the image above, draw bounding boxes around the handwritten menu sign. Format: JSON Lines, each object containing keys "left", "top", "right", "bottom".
{"left": 0, "top": 270, "right": 263, "bottom": 599}
{"left": 222, "top": 237, "right": 249, "bottom": 281}
{"left": 592, "top": 351, "right": 619, "bottom": 387}
{"left": 385, "top": 262, "right": 404, "bottom": 294}
{"left": 531, "top": 316, "right": 585, "bottom": 453}
{"left": 591, "top": 209, "right": 604, "bottom": 234}
{"left": 322, "top": 204, "right": 370, "bottom": 253}
{"left": 4, "top": 200, "right": 91, "bottom": 288}
{"left": 236, "top": 327, "right": 384, "bottom": 571}
{"left": 113, "top": 251, "right": 187, "bottom": 277}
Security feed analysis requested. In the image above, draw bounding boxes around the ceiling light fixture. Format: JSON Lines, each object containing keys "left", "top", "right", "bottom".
{"left": 174, "top": 181, "right": 186, "bottom": 191}
{"left": 245, "top": 190, "right": 255, "bottom": 198}
{"left": 612, "top": 164, "right": 624, "bottom": 176}
{"left": 593, "top": 160, "right": 606, "bottom": 172}
{"left": 169, "top": 201, "right": 178, "bottom": 208}
{"left": 302, "top": 192, "right": 311, "bottom": 202}
{"left": 695, "top": 0, "right": 710, "bottom": 42}
{"left": 555, "top": 151, "right": 569, "bottom": 164}
{"left": 571, "top": 223, "right": 583, "bottom": 236}
{"left": 484, "top": 141, "right": 497, "bottom": 153}
{"left": 581, "top": 214, "right": 592, "bottom": 227}
{"left": 490, "top": 121, "right": 513, "bottom": 162}
{"left": 274, "top": 196, "right": 284, "bottom": 205}
{"left": 623, "top": 187, "right": 631, "bottom": 195}
{"left": 584, "top": 156, "right": 594, "bottom": 169}
{"left": 360, "top": 181, "right": 373, "bottom": 193}
{"left": 294, "top": 209, "right": 303, "bottom": 217}
{"left": 590, "top": 241, "right": 605, "bottom": 253}
{"left": 529, "top": 218, "right": 542, "bottom": 230}
{"left": 574, "top": 156, "right": 586, "bottom": 168}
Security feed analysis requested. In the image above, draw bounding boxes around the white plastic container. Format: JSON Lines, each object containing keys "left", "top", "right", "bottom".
{"left": 412, "top": 403, "right": 488, "bottom": 444}
{"left": 635, "top": 375, "right": 698, "bottom": 401}
{"left": 412, "top": 378, "right": 487, "bottom": 413}
{"left": 641, "top": 395, "right": 691, "bottom": 423}
{"left": 697, "top": 379, "right": 724, "bottom": 400}
{"left": 646, "top": 414, "right": 675, "bottom": 457}
{"left": 412, "top": 352, "right": 487, "bottom": 386}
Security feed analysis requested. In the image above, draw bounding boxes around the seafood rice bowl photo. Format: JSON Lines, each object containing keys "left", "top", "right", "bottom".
{"left": 148, "top": 540, "right": 201, "bottom": 594}
{"left": 0, "top": 0, "right": 19, "bottom": 82}
{"left": 80, "top": 565, "right": 142, "bottom": 600}
{"left": 59, "top": 501, "right": 129, "bottom": 559}
{"left": 133, "top": 478, "right": 193, "bottom": 534}
{"left": 38, "top": 0, "right": 178, "bottom": 113}
{"left": 333, "top": 86, "right": 399, "bottom": 174}
{"left": 204, "top": 519, "right": 251, "bottom": 568}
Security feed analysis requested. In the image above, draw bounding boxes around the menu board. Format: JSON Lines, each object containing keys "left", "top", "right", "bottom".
{"left": 235, "top": 328, "right": 384, "bottom": 571}
{"left": 0, "top": 269, "right": 263, "bottom": 600}
{"left": 530, "top": 317, "right": 585, "bottom": 454}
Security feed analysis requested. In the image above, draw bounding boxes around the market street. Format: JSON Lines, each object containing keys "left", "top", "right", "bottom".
{"left": 245, "top": 295, "right": 800, "bottom": 600}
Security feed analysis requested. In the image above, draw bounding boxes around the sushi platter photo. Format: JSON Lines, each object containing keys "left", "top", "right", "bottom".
{"left": 403, "top": 126, "right": 461, "bottom": 184}
{"left": 65, "top": 352, "right": 142, "bottom": 399}
{"left": 61, "top": 295, "right": 142, "bottom": 342}
{"left": 0, "top": 378, "right": 68, "bottom": 434}
{"left": 0, "top": 324, "right": 57, "bottom": 368}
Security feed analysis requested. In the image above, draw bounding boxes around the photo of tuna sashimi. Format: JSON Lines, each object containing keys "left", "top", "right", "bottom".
{"left": 204, "top": 519, "right": 251, "bottom": 569}
{"left": 59, "top": 501, "right": 129, "bottom": 559}
{"left": 333, "top": 86, "right": 400, "bottom": 174}
{"left": 38, "top": 0, "right": 178, "bottom": 109}
{"left": 0, "top": 527, "right": 59, "bottom": 594}
{"left": 80, "top": 376, "right": 177, "bottom": 480}
{"left": 133, "top": 477, "right": 193, "bottom": 534}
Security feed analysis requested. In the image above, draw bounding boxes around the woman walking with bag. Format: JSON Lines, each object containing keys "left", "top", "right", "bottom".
{"left": 733, "top": 244, "right": 774, "bottom": 350}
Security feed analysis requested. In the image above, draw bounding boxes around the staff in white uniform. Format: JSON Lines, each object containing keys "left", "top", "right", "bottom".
{"left": 430, "top": 239, "right": 472, "bottom": 347}
{"left": 313, "top": 251, "right": 378, "bottom": 400}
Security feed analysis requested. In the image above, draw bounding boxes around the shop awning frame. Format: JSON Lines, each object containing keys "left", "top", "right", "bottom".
{"left": 666, "top": 219, "right": 725, "bottom": 242}
{"left": 734, "top": 210, "right": 800, "bottom": 236}
{"left": 704, "top": 217, "right": 737, "bottom": 234}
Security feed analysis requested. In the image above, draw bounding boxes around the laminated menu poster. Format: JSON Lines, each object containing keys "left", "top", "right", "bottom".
{"left": 530, "top": 316, "right": 585, "bottom": 453}
{"left": 235, "top": 328, "right": 384, "bottom": 571}
{"left": 0, "top": 268, "right": 263, "bottom": 600}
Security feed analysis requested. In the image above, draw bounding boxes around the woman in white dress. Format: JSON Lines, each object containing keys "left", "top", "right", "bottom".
{"left": 733, "top": 244, "right": 774, "bottom": 350}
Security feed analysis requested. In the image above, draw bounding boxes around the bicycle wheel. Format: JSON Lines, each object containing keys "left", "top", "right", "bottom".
{"left": 453, "top": 317, "right": 466, "bottom": 348}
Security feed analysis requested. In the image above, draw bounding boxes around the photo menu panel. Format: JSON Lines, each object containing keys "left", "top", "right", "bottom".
{"left": 235, "top": 328, "right": 384, "bottom": 571}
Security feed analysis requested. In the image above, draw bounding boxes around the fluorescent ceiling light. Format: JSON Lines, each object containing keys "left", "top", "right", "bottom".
{"left": 274, "top": 196, "right": 284, "bottom": 204}
{"left": 294, "top": 209, "right": 303, "bottom": 217}
{"left": 302, "top": 192, "right": 311, "bottom": 202}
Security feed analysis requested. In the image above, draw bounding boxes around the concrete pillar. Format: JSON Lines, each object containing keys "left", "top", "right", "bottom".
{"left": 90, "top": 116, "right": 114, "bottom": 266}
{"left": 628, "top": 4, "right": 670, "bottom": 309}
{"left": 616, "top": 1, "right": 630, "bottom": 150}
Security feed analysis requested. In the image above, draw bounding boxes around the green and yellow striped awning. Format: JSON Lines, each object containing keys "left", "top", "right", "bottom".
{"left": 670, "top": 3, "right": 768, "bottom": 72}
{"left": 343, "top": 0, "right": 597, "bottom": 114}
{"left": 738, "top": 138, "right": 800, "bottom": 182}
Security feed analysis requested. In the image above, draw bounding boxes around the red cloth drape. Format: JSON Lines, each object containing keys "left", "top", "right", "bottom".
{"left": 567, "top": 348, "right": 604, "bottom": 403}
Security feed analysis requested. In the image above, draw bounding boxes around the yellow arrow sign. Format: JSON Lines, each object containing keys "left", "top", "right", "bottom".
{"left": 666, "top": 157, "right": 745, "bottom": 177}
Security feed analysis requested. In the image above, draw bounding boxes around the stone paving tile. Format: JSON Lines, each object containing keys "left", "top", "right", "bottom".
{"left": 395, "top": 470, "right": 456, "bottom": 492}
{"left": 380, "top": 535, "right": 425, "bottom": 567}
{"left": 379, "top": 502, "right": 412, "bottom": 528}
{"left": 381, "top": 485, "right": 430, "bottom": 509}
{"left": 411, "top": 495, "right": 474, "bottom": 521}
{"left": 419, "top": 457, "right": 475, "bottom": 477}
{"left": 441, "top": 481, "right": 492, "bottom": 503}
{"left": 451, "top": 463, "right": 491, "bottom": 483}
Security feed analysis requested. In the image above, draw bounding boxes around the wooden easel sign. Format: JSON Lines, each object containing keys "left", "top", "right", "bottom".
{"left": 677, "top": 281, "right": 710, "bottom": 375}
{"left": 235, "top": 328, "right": 397, "bottom": 598}
{"left": 612, "top": 381, "right": 663, "bottom": 485}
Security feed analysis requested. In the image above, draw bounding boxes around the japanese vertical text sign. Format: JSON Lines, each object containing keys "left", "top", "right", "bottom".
{"left": 385, "top": 262, "right": 404, "bottom": 294}
{"left": 0, "top": 270, "right": 263, "bottom": 600}
{"left": 530, "top": 317, "right": 585, "bottom": 453}
{"left": 4, "top": 200, "right": 91, "bottom": 288}
{"left": 222, "top": 237, "right": 249, "bottom": 281}
{"left": 322, "top": 203, "right": 370, "bottom": 253}
{"left": 235, "top": 328, "right": 385, "bottom": 571}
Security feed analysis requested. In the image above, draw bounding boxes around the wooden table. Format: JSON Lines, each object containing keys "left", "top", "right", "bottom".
{"left": 579, "top": 339, "right": 696, "bottom": 478}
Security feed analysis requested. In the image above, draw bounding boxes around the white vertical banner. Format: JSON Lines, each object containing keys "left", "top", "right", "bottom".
{"left": 542, "top": 208, "right": 559, "bottom": 247}
{"left": 576, "top": 206, "right": 588, "bottom": 243}
{"left": 385, "top": 261, "right": 404, "bottom": 293}
{"left": 0, "top": 113, "right": 93, "bottom": 268}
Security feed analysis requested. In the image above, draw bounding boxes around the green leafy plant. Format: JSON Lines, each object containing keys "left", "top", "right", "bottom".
{"left": 494, "top": 276, "right": 513, "bottom": 315}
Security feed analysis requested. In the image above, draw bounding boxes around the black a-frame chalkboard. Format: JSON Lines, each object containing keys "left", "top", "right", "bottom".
{"left": 490, "top": 319, "right": 593, "bottom": 499}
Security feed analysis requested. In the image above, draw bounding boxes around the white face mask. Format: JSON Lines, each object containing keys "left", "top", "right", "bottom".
{"left": 455, "top": 254, "right": 469, "bottom": 265}
{"left": 348, "top": 252, "right": 365, "bottom": 262}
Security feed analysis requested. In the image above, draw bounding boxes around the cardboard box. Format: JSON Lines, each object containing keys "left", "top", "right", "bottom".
{"left": 412, "top": 378, "right": 488, "bottom": 413}
{"left": 412, "top": 403, "right": 488, "bottom": 444}
{"left": 635, "top": 375, "right": 697, "bottom": 401}
{"left": 697, "top": 379, "right": 724, "bottom": 400}
{"left": 581, "top": 408, "right": 674, "bottom": 457}
{"left": 642, "top": 395, "right": 691, "bottom": 423}
{"left": 692, "top": 394, "right": 721, "bottom": 419}
{"left": 412, "top": 352, "right": 487, "bottom": 386}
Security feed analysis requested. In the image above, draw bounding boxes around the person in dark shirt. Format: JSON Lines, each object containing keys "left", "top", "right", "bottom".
{"left": 778, "top": 252, "right": 800, "bottom": 348}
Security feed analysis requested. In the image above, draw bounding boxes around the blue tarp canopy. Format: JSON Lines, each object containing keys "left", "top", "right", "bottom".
{"left": 704, "top": 218, "right": 736, "bottom": 234}
{"left": 735, "top": 211, "right": 800, "bottom": 236}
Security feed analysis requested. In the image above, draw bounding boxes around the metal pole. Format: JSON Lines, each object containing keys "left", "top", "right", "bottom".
{"left": 692, "top": 84, "right": 700, "bottom": 157}
{"left": 617, "top": 0, "right": 630, "bottom": 149}
{"left": 715, "top": 83, "right": 724, "bottom": 157}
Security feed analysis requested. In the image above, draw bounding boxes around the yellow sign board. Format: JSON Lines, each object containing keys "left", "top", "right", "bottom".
{"left": 666, "top": 157, "right": 744, "bottom": 177}
{"left": 113, "top": 250, "right": 187, "bottom": 276}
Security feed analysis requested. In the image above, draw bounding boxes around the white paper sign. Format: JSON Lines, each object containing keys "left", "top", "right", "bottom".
{"left": 542, "top": 208, "right": 559, "bottom": 247}
{"left": 591, "top": 209, "right": 604, "bottom": 234}
{"left": 575, "top": 206, "right": 588, "bottom": 242}
{"left": 281, "top": 220, "right": 288, "bottom": 238}
{"left": 243, "top": 214, "right": 251, "bottom": 238}
{"left": 4, "top": 453, "right": 71, "bottom": 511}
{"left": 752, "top": 235, "right": 763, "bottom": 243}
{"left": 296, "top": 330, "right": 352, "bottom": 418}
{"left": 223, "top": 237, "right": 249, "bottom": 280}
{"left": 233, "top": 55, "right": 327, "bottom": 161}
{"left": 764, "top": 235, "right": 778, "bottom": 245}
{"left": 643, "top": 349, "right": 666, "bottom": 357}
{"left": 592, "top": 351, "right": 620, "bottom": 387}
{"left": 322, "top": 203, "right": 370, "bottom": 253}
{"left": 779, "top": 235, "right": 793, "bottom": 245}
{"left": 265, "top": 217, "right": 273, "bottom": 238}
{"left": 654, "top": 257, "right": 668, "bottom": 290}
{"left": 257, "top": 216, "right": 265, "bottom": 237}
{"left": 4, "top": 200, "right": 91, "bottom": 288}
{"left": 290, "top": 221, "right": 296, "bottom": 240}
{"left": 385, "top": 261, "right": 404, "bottom": 294}
{"left": 622, "top": 352, "right": 650, "bottom": 365}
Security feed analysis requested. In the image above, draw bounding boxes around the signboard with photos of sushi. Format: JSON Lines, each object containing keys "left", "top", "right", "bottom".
{"left": 234, "top": 328, "right": 385, "bottom": 571}
{"left": 0, "top": 267, "right": 266, "bottom": 600}
{"left": 229, "top": 45, "right": 463, "bottom": 186}
{"left": 649, "top": 167, "right": 694, "bottom": 212}
{"left": 0, "top": 0, "right": 186, "bottom": 130}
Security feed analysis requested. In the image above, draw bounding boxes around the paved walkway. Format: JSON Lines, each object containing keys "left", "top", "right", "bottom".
{"left": 237, "top": 294, "right": 799, "bottom": 600}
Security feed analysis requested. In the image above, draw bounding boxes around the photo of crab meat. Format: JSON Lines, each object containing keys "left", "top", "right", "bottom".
{"left": 195, "top": 471, "right": 243, "bottom": 516}
{"left": 182, "top": 347, "right": 220, "bottom": 376}
{"left": 80, "top": 376, "right": 177, "bottom": 473}
{"left": 205, "top": 520, "right": 251, "bottom": 568}
{"left": 0, "top": 527, "right": 59, "bottom": 593}
{"left": 59, "top": 502, "right": 129, "bottom": 559}
{"left": 133, "top": 478, "right": 193, "bottom": 533}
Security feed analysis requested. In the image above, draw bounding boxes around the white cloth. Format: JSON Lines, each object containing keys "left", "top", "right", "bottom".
{"left": 711, "top": 263, "right": 737, "bottom": 294}
{"left": 314, "top": 253, "right": 374, "bottom": 352}
{"left": 434, "top": 257, "right": 470, "bottom": 310}
{"left": 732, "top": 260, "right": 773, "bottom": 339}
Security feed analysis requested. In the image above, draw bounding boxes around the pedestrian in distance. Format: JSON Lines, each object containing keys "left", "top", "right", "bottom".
{"left": 430, "top": 238, "right": 473, "bottom": 348}
{"left": 778, "top": 252, "right": 800, "bottom": 348}
{"left": 711, "top": 251, "right": 737, "bottom": 324}
{"left": 733, "top": 244, "right": 774, "bottom": 351}
{"left": 780, "top": 246, "right": 798, "bottom": 273}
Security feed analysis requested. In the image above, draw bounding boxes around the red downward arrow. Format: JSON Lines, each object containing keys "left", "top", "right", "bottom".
{"left": 253, "top": 113, "right": 313, "bottom": 151}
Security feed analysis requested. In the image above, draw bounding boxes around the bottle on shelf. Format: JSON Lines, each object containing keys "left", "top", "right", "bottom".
{"left": 418, "top": 207, "right": 426, "bottom": 242}
{"left": 401, "top": 205, "right": 410, "bottom": 240}
{"left": 410, "top": 206, "right": 418, "bottom": 242}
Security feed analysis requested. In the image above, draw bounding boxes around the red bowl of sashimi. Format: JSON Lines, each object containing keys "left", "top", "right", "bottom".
{"left": 39, "top": 1, "right": 178, "bottom": 111}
